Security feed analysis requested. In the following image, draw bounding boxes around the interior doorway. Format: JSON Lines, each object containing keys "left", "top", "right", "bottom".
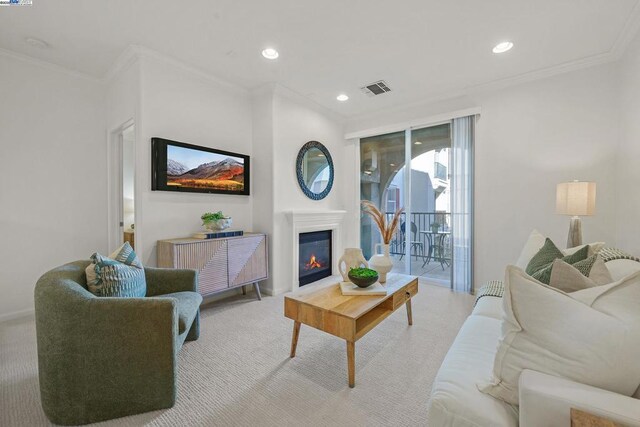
{"left": 108, "top": 122, "right": 136, "bottom": 253}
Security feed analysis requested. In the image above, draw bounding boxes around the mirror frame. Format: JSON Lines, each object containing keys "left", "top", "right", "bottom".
{"left": 296, "top": 140, "right": 334, "bottom": 200}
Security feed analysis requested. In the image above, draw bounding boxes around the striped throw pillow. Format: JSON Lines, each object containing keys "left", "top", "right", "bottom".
{"left": 87, "top": 242, "right": 146, "bottom": 297}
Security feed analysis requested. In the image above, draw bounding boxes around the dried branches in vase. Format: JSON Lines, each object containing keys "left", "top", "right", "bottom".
{"left": 361, "top": 200, "right": 404, "bottom": 243}
{"left": 361, "top": 200, "right": 404, "bottom": 283}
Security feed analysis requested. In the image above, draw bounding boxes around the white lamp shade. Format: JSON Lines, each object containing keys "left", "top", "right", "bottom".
{"left": 556, "top": 181, "right": 596, "bottom": 216}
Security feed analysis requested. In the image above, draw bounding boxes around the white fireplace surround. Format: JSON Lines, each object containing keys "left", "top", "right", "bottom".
{"left": 286, "top": 210, "right": 346, "bottom": 291}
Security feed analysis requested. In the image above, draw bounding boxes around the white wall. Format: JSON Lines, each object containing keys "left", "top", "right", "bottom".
{"left": 0, "top": 53, "right": 106, "bottom": 320}
{"left": 254, "top": 85, "right": 356, "bottom": 295}
{"left": 616, "top": 32, "right": 640, "bottom": 255}
{"left": 346, "top": 63, "right": 620, "bottom": 290}
{"left": 137, "top": 54, "right": 253, "bottom": 266}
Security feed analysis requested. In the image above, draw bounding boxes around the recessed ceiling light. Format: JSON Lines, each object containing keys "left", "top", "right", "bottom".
{"left": 336, "top": 94, "right": 349, "bottom": 102}
{"left": 492, "top": 41, "right": 513, "bottom": 54}
{"left": 261, "top": 48, "right": 279, "bottom": 59}
{"left": 364, "top": 170, "right": 372, "bottom": 175}
{"left": 390, "top": 163, "right": 396, "bottom": 167}
{"left": 25, "top": 37, "right": 49, "bottom": 49}
{"left": 414, "top": 141, "right": 422, "bottom": 145}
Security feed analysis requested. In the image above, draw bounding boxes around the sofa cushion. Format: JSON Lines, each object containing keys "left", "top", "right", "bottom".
{"left": 515, "top": 230, "right": 546, "bottom": 269}
{"left": 547, "top": 256, "right": 613, "bottom": 292}
{"left": 607, "top": 259, "right": 640, "bottom": 282}
{"left": 155, "top": 291, "right": 202, "bottom": 334}
{"left": 525, "top": 238, "right": 564, "bottom": 276}
{"left": 515, "top": 229, "right": 604, "bottom": 269}
{"left": 427, "top": 315, "right": 518, "bottom": 427}
{"left": 529, "top": 245, "right": 590, "bottom": 284}
{"left": 472, "top": 296, "right": 503, "bottom": 320}
{"left": 479, "top": 266, "right": 640, "bottom": 406}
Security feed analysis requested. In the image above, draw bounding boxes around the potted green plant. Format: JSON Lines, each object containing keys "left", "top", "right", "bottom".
{"left": 201, "top": 211, "right": 232, "bottom": 231}
{"left": 430, "top": 222, "right": 441, "bottom": 233}
{"left": 347, "top": 267, "right": 379, "bottom": 288}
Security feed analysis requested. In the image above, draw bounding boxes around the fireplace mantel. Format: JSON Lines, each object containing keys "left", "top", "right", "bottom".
{"left": 286, "top": 210, "right": 346, "bottom": 291}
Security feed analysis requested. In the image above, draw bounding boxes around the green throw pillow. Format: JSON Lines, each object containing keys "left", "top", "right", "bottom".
{"left": 525, "top": 238, "right": 563, "bottom": 275}
{"left": 571, "top": 254, "right": 599, "bottom": 277}
{"left": 530, "top": 244, "right": 590, "bottom": 284}
{"left": 88, "top": 242, "right": 146, "bottom": 297}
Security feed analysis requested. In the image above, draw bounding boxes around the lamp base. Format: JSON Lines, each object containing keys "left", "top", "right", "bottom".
{"left": 567, "top": 216, "right": 582, "bottom": 248}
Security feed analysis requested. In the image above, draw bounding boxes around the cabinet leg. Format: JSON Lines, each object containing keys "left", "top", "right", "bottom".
{"left": 290, "top": 321, "right": 301, "bottom": 358}
{"left": 242, "top": 285, "right": 246, "bottom": 295}
{"left": 406, "top": 298, "right": 413, "bottom": 326}
{"left": 253, "top": 282, "right": 262, "bottom": 301}
{"left": 347, "top": 341, "right": 355, "bottom": 388}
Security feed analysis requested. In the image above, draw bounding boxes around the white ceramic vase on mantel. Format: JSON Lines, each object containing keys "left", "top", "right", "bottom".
{"left": 369, "top": 243, "right": 393, "bottom": 283}
{"left": 338, "top": 248, "right": 369, "bottom": 282}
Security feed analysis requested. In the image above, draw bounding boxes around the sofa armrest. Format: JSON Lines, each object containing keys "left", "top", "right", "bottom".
{"left": 519, "top": 370, "right": 640, "bottom": 427}
{"left": 145, "top": 267, "right": 198, "bottom": 296}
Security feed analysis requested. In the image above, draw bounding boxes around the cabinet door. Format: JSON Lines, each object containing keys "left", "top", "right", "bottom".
{"left": 177, "top": 240, "right": 228, "bottom": 296}
{"left": 227, "top": 235, "right": 267, "bottom": 287}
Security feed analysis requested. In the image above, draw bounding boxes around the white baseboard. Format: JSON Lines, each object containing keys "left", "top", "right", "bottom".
{"left": 0, "top": 308, "right": 35, "bottom": 323}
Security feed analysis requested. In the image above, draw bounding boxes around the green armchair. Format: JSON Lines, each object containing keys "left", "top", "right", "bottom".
{"left": 34, "top": 260, "right": 202, "bottom": 425}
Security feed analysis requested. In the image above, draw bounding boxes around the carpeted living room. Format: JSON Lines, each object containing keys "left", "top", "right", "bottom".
{"left": 1, "top": 2, "right": 640, "bottom": 427}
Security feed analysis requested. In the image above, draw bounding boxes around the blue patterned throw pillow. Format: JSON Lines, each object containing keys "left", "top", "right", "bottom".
{"left": 87, "top": 242, "right": 146, "bottom": 297}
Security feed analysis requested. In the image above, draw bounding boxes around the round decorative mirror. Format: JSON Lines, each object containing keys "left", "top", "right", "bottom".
{"left": 296, "top": 141, "right": 334, "bottom": 200}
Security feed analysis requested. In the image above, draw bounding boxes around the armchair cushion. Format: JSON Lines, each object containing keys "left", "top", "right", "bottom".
{"left": 86, "top": 242, "right": 146, "bottom": 297}
{"left": 156, "top": 291, "right": 203, "bottom": 334}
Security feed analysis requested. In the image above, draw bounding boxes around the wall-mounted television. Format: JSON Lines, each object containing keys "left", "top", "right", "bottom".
{"left": 152, "top": 137, "right": 250, "bottom": 195}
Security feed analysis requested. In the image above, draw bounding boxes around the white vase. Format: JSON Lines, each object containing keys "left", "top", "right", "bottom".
{"left": 338, "top": 248, "right": 369, "bottom": 282}
{"left": 369, "top": 243, "right": 393, "bottom": 283}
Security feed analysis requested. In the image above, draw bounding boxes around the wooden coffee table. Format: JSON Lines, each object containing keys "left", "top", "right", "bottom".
{"left": 284, "top": 274, "right": 418, "bottom": 388}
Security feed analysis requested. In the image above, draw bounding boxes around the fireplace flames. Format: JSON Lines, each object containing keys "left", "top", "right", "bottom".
{"left": 304, "top": 254, "right": 325, "bottom": 270}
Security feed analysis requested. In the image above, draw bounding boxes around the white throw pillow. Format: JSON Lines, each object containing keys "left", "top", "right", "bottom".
{"left": 478, "top": 266, "right": 640, "bottom": 405}
{"left": 515, "top": 230, "right": 546, "bottom": 269}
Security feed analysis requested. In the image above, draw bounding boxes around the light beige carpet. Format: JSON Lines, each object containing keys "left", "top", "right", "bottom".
{"left": 0, "top": 282, "right": 474, "bottom": 426}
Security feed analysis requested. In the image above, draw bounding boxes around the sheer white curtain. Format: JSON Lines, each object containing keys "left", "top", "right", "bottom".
{"left": 451, "top": 116, "right": 475, "bottom": 293}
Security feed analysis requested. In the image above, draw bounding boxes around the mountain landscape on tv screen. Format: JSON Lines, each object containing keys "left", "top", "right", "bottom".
{"left": 167, "top": 157, "right": 244, "bottom": 191}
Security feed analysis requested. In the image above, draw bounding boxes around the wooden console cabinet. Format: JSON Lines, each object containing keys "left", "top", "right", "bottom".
{"left": 157, "top": 233, "right": 268, "bottom": 300}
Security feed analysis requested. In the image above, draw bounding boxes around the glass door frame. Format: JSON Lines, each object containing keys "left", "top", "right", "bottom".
{"left": 357, "top": 121, "right": 455, "bottom": 288}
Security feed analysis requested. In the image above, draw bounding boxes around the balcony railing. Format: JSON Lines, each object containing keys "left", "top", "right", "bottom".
{"left": 384, "top": 211, "right": 451, "bottom": 265}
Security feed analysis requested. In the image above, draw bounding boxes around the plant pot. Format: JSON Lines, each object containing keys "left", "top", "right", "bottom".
{"left": 347, "top": 270, "right": 379, "bottom": 288}
{"left": 368, "top": 243, "right": 393, "bottom": 283}
{"left": 204, "top": 217, "right": 232, "bottom": 231}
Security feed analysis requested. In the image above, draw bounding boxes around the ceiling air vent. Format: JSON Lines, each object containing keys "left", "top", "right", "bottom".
{"left": 360, "top": 80, "right": 392, "bottom": 97}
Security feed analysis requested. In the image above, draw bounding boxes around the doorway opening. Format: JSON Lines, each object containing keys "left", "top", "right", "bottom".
{"left": 109, "top": 122, "right": 136, "bottom": 254}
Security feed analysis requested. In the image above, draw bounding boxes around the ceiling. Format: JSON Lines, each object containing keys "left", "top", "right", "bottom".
{"left": 1, "top": 0, "right": 638, "bottom": 118}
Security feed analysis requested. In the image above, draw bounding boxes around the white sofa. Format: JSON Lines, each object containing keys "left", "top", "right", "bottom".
{"left": 427, "top": 259, "right": 640, "bottom": 427}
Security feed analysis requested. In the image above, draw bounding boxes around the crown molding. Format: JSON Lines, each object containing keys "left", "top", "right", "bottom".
{"left": 0, "top": 47, "right": 101, "bottom": 83}
{"left": 103, "top": 45, "right": 141, "bottom": 83}
{"left": 611, "top": 0, "right": 640, "bottom": 59}
{"left": 273, "top": 83, "right": 347, "bottom": 124}
{"left": 347, "top": 4, "right": 640, "bottom": 124}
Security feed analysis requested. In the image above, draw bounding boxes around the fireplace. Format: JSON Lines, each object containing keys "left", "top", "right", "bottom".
{"left": 298, "top": 230, "right": 332, "bottom": 286}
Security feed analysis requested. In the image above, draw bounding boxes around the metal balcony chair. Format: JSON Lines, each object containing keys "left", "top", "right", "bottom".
{"left": 399, "top": 221, "right": 424, "bottom": 261}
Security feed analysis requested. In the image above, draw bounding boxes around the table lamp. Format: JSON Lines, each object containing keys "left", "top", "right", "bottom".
{"left": 556, "top": 181, "right": 596, "bottom": 248}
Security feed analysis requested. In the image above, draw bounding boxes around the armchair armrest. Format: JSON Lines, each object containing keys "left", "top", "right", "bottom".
{"left": 519, "top": 370, "right": 640, "bottom": 427}
{"left": 37, "top": 291, "right": 179, "bottom": 425}
{"left": 145, "top": 266, "right": 198, "bottom": 296}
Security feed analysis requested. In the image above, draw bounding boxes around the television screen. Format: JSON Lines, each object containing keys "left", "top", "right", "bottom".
{"left": 152, "top": 138, "right": 250, "bottom": 195}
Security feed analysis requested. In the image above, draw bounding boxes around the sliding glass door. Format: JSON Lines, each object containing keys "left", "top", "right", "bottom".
{"left": 359, "top": 119, "right": 473, "bottom": 291}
